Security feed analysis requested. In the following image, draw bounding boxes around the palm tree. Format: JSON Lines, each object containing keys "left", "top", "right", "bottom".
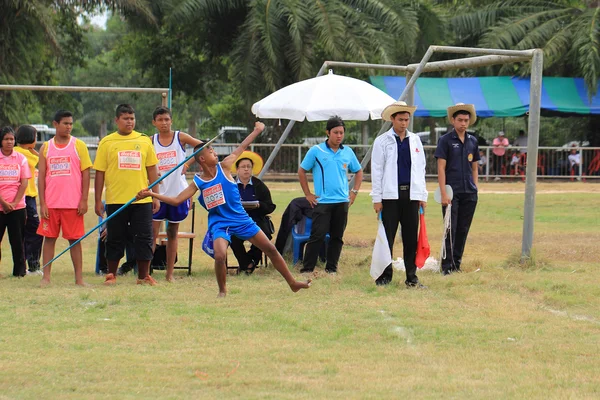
{"left": 450, "top": 0, "right": 600, "bottom": 96}
{"left": 167, "top": 0, "right": 421, "bottom": 100}
{"left": 0, "top": 0, "right": 155, "bottom": 124}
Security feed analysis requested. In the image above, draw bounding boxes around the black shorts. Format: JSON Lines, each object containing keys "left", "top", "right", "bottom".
{"left": 105, "top": 203, "right": 153, "bottom": 262}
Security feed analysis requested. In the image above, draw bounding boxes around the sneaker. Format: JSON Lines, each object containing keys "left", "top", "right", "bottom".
{"left": 494, "top": 177, "right": 501, "bottom": 181}
{"left": 27, "top": 270, "right": 43, "bottom": 276}
{"left": 137, "top": 275, "right": 158, "bottom": 286}
{"left": 376, "top": 279, "right": 391, "bottom": 286}
{"left": 325, "top": 269, "right": 337, "bottom": 275}
{"left": 104, "top": 273, "right": 117, "bottom": 285}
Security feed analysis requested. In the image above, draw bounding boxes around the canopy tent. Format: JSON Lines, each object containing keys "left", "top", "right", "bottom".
{"left": 369, "top": 76, "right": 600, "bottom": 117}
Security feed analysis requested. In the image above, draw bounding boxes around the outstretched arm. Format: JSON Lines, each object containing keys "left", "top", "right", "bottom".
{"left": 221, "top": 122, "right": 265, "bottom": 171}
{"left": 137, "top": 181, "right": 198, "bottom": 206}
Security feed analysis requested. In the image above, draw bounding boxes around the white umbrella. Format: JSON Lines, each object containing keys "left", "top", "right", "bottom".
{"left": 251, "top": 70, "right": 395, "bottom": 122}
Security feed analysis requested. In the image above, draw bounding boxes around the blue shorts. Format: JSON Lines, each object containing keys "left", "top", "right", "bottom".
{"left": 211, "top": 219, "right": 261, "bottom": 242}
{"left": 152, "top": 200, "right": 190, "bottom": 223}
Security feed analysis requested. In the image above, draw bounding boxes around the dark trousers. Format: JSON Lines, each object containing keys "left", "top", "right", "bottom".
{"left": 0, "top": 208, "right": 27, "bottom": 277}
{"left": 492, "top": 154, "right": 504, "bottom": 175}
{"left": 230, "top": 217, "right": 272, "bottom": 269}
{"left": 441, "top": 192, "right": 478, "bottom": 273}
{"left": 302, "top": 202, "right": 348, "bottom": 272}
{"left": 376, "top": 188, "right": 420, "bottom": 285}
{"left": 106, "top": 203, "right": 153, "bottom": 262}
{"left": 24, "top": 196, "right": 43, "bottom": 271}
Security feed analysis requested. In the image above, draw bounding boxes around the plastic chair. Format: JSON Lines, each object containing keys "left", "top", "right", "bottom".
{"left": 292, "top": 217, "right": 329, "bottom": 264}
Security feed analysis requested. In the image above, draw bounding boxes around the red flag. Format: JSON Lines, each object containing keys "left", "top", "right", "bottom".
{"left": 415, "top": 209, "right": 430, "bottom": 269}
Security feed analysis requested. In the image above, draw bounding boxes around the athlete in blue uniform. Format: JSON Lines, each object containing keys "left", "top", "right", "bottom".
{"left": 137, "top": 122, "right": 311, "bottom": 297}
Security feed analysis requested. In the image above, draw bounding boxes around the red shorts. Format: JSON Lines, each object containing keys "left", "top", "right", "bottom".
{"left": 37, "top": 209, "right": 85, "bottom": 240}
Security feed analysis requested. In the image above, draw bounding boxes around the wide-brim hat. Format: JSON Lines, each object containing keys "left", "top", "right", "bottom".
{"left": 447, "top": 103, "right": 477, "bottom": 124}
{"left": 381, "top": 101, "right": 417, "bottom": 122}
{"left": 231, "top": 151, "right": 264, "bottom": 176}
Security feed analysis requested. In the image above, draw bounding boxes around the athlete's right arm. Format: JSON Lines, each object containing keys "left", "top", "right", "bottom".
{"left": 137, "top": 181, "right": 197, "bottom": 206}
{"left": 38, "top": 143, "right": 49, "bottom": 219}
{"left": 222, "top": 121, "right": 265, "bottom": 170}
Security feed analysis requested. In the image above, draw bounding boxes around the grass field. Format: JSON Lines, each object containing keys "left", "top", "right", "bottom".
{"left": 1, "top": 181, "right": 599, "bottom": 399}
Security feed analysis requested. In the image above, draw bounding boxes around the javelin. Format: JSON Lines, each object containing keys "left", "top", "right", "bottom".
{"left": 42, "top": 131, "right": 224, "bottom": 269}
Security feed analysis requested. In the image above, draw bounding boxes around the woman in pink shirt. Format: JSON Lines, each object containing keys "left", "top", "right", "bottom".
{"left": 0, "top": 127, "right": 31, "bottom": 277}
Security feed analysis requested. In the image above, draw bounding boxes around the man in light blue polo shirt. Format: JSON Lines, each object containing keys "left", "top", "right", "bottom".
{"left": 298, "top": 116, "right": 363, "bottom": 274}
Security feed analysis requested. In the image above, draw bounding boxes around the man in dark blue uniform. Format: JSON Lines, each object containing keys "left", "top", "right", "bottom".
{"left": 434, "top": 103, "right": 480, "bottom": 275}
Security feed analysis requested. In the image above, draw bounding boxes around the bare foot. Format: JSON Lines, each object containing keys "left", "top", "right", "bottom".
{"left": 217, "top": 292, "right": 226, "bottom": 298}
{"left": 290, "top": 279, "right": 312, "bottom": 292}
{"left": 76, "top": 281, "right": 91, "bottom": 287}
{"left": 40, "top": 278, "right": 51, "bottom": 287}
{"left": 165, "top": 275, "right": 174, "bottom": 283}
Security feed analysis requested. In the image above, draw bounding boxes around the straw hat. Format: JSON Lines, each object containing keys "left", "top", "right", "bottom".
{"left": 231, "top": 151, "right": 264, "bottom": 176}
{"left": 381, "top": 101, "right": 417, "bottom": 122}
{"left": 447, "top": 103, "right": 477, "bottom": 124}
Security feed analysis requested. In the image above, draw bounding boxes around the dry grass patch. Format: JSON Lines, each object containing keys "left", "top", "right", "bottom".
{"left": 1, "top": 181, "right": 599, "bottom": 398}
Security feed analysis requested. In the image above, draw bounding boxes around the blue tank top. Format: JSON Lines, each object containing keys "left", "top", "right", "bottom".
{"left": 193, "top": 163, "right": 252, "bottom": 225}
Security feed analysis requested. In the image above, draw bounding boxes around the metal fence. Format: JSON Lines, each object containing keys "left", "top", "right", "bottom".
{"left": 86, "top": 143, "right": 600, "bottom": 181}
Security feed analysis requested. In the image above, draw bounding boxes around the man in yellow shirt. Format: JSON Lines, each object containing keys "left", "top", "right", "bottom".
{"left": 94, "top": 104, "right": 160, "bottom": 286}
{"left": 14, "top": 125, "right": 43, "bottom": 275}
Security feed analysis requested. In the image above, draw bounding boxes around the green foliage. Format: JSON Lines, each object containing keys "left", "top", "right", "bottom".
{"left": 451, "top": 0, "right": 600, "bottom": 96}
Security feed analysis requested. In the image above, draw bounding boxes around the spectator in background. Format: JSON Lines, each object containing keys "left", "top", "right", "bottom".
{"left": 0, "top": 126, "right": 31, "bottom": 277}
{"left": 513, "top": 130, "right": 528, "bottom": 154}
{"left": 478, "top": 149, "right": 487, "bottom": 176}
{"left": 492, "top": 131, "right": 509, "bottom": 181}
{"left": 14, "top": 125, "right": 43, "bottom": 275}
{"left": 568, "top": 145, "right": 581, "bottom": 175}
{"left": 230, "top": 151, "right": 276, "bottom": 274}
{"left": 510, "top": 151, "right": 521, "bottom": 175}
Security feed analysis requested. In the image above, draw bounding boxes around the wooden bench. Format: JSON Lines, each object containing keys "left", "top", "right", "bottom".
{"left": 156, "top": 202, "right": 196, "bottom": 275}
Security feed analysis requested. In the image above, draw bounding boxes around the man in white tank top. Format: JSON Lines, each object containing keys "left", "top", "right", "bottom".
{"left": 151, "top": 106, "right": 202, "bottom": 282}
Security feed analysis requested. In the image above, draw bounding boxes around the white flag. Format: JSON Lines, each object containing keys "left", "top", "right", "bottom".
{"left": 370, "top": 218, "right": 392, "bottom": 280}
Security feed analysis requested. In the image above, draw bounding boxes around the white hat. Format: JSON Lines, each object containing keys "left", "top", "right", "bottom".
{"left": 498, "top": 131, "right": 505, "bottom": 136}
{"left": 381, "top": 101, "right": 417, "bottom": 122}
{"left": 447, "top": 103, "right": 477, "bottom": 124}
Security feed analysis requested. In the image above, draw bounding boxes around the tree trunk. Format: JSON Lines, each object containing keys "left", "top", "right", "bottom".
{"left": 99, "top": 120, "right": 107, "bottom": 138}
{"left": 188, "top": 117, "right": 197, "bottom": 137}
{"left": 587, "top": 115, "right": 600, "bottom": 147}
{"left": 361, "top": 122, "right": 369, "bottom": 145}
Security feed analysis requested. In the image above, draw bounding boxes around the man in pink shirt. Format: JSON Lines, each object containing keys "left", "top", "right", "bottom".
{"left": 37, "top": 110, "right": 93, "bottom": 286}
{"left": 492, "top": 131, "right": 509, "bottom": 181}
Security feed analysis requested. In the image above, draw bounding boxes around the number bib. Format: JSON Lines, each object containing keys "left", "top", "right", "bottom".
{"left": 118, "top": 150, "right": 141, "bottom": 170}
{"left": 48, "top": 156, "right": 72, "bottom": 176}
{"left": 157, "top": 150, "right": 177, "bottom": 172}
{"left": 203, "top": 183, "right": 226, "bottom": 209}
{"left": 0, "top": 164, "right": 19, "bottom": 182}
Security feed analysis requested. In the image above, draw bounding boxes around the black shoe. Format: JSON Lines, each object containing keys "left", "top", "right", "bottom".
{"left": 376, "top": 279, "right": 391, "bottom": 286}
{"left": 299, "top": 268, "right": 314, "bottom": 274}
{"left": 406, "top": 282, "right": 427, "bottom": 289}
{"left": 325, "top": 269, "right": 337, "bottom": 275}
{"left": 244, "top": 262, "right": 256, "bottom": 275}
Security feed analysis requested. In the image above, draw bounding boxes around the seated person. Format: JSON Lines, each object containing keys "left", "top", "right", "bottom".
{"left": 477, "top": 149, "right": 487, "bottom": 176}
{"left": 568, "top": 145, "right": 581, "bottom": 174}
{"left": 230, "top": 151, "right": 276, "bottom": 273}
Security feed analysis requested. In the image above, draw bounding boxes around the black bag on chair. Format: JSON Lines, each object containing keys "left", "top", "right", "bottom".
{"left": 151, "top": 244, "right": 177, "bottom": 271}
